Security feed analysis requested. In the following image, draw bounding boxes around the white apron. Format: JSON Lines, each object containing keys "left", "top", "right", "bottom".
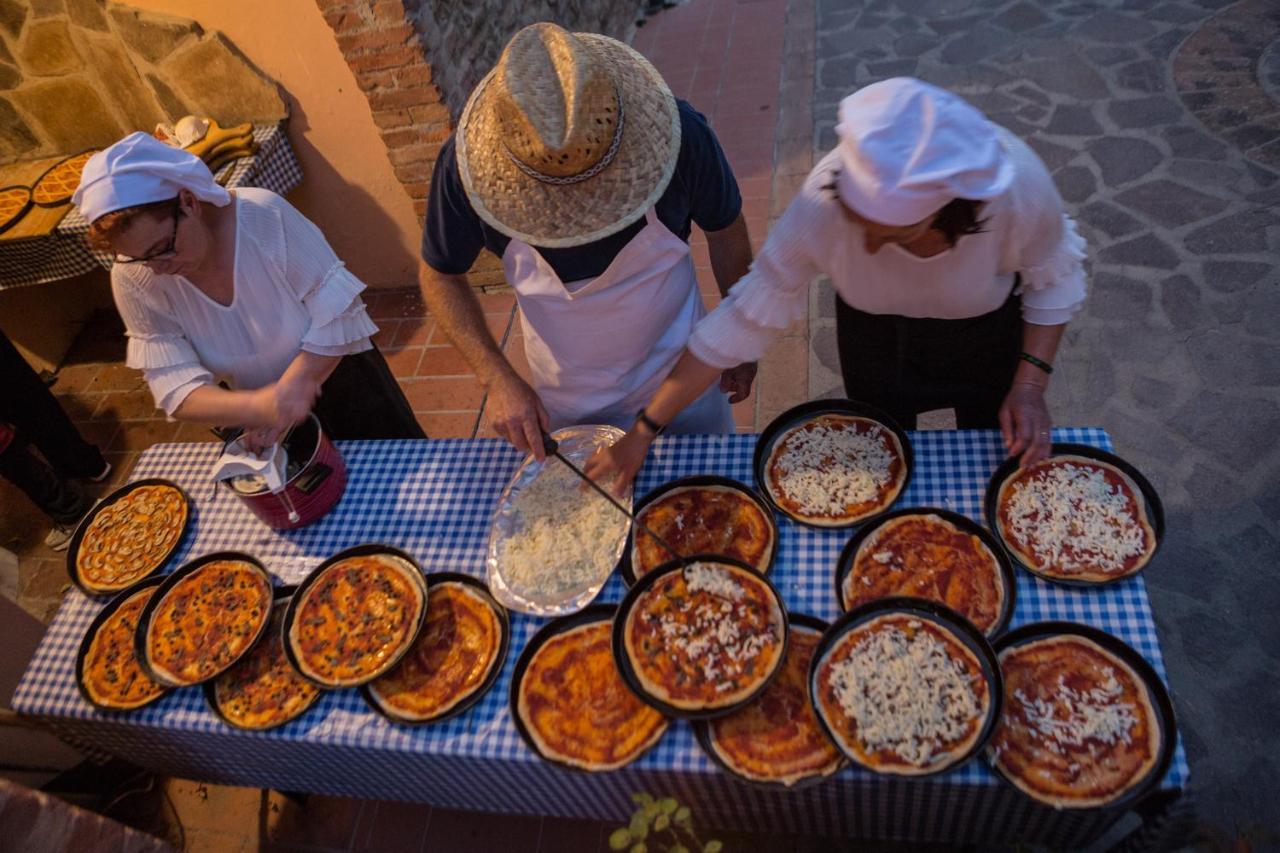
{"left": 501, "top": 208, "right": 733, "bottom": 433}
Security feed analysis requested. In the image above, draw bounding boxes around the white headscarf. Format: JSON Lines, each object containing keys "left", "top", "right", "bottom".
{"left": 72, "top": 132, "right": 231, "bottom": 223}
{"left": 835, "top": 78, "right": 1013, "bottom": 227}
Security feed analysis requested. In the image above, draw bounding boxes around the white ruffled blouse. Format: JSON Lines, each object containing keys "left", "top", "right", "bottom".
{"left": 689, "top": 129, "right": 1088, "bottom": 370}
{"left": 112, "top": 188, "right": 378, "bottom": 416}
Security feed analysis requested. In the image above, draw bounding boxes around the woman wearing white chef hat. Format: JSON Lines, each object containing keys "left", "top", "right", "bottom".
{"left": 590, "top": 77, "right": 1088, "bottom": 490}
{"left": 75, "top": 132, "right": 423, "bottom": 447}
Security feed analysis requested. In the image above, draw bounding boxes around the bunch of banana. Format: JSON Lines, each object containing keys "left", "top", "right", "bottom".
{"left": 182, "top": 118, "right": 257, "bottom": 174}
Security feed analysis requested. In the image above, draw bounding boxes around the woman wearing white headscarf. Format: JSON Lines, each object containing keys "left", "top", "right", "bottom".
{"left": 75, "top": 133, "right": 423, "bottom": 446}
{"left": 589, "top": 78, "right": 1088, "bottom": 489}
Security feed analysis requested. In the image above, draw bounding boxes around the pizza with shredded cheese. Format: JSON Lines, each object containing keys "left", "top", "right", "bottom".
{"left": 623, "top": 561, "right": 786, "bottom": 712}
{"left": 990, "top": 635, "right": 1162, "bottom": 808}
{"left": 706, "top": 624, "right": 844, "bottom": 786}
{"left": 997, "top": 456, "right": 1156, "bottom": 583}
{"left": 765, "top": 414, "right": 907, "bottom": 526}
{"left": 367, "top": 581, "right": 504, "bottom": 722}
{"left": 813, "top": 613, "right": 990, "bottom": 775}
{"left": 80, "top": 586, "right": 166, "bottom": 710}
{"left": 288, "top": 553, "right": 426, "bottom": 688}
{"left": 632, "top": 485, "right": 774, "bottom": 579}
{"left": 844, "top": 514, "right": 1005, "bottom": 635}
{"left": 517, "top": 620, "right": 669, "bottom": 770}
{"left": 211, "top": 602, "right": 321, "bottom": 730}
{"left": 143, "top": 560, "right": 273, "bottom": 686}
{"left": 75, "top": 483, "right": 188, "bottom": 594}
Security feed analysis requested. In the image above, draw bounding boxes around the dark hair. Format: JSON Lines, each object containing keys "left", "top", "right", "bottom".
{"left": 86, "top": 197, "right": 178, "bottom": 251}
{"left": 929, "top": 198, "right": 988, "bottom": 247}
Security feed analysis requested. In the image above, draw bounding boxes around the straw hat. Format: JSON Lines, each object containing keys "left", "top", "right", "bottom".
{"left": 456, "top": 23, "right": 681, "bottom": 248}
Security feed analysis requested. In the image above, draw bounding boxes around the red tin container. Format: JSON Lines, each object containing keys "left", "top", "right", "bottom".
{"left": 223, "top": 414, "right": 346, "bottom": 530}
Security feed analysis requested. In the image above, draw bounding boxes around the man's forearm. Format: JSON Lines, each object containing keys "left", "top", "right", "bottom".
{"left": 705, "top": 212, "right": 752, "bottom": 297}
{"left": 417, "top": 261, "right": 513, "bottom": 386}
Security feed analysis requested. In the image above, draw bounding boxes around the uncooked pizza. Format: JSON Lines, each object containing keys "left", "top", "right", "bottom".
{"left": 813, "top": 613, "right": 990, "bottom": 775}
{"left": 990, "top": 635, "right": 1162, "bottom": 808}
{"left": 211, "top": 603, "right": 321, "bottom": 730}
{"left": 0, "top": 186, "right": 30, "bottom": 232}
{"left": 623, "top": 561, "right": 786, "bottom": 712}
{"left": 75, "top": 483, "right": 188, "bottom": 595}
{"left": 765, "top": 414, "right": 907, "bottom": 526}
{"left": 632, "top": 484, "right": 774, "bottom": 579}
{"left": 288, "top": 553, "right": 426, "bottom": 688}
{"left": 517, "top": 620, "right": 668, "bottom": 770}
{"left": 997, "top": 456, "right": 1156, "bottom": 583}
{"left": 844, "top": 513, "right": 1005, "bottom": 635}
{"left": 366, "top": 580, "right": 504, "bottom": 722}
{"left": 706, "top": 624, "right": 844, "bottom": 786}
{"left": 32, "top": 151, "right": 96, "bottom": 205}
{"left": 80, "top": 585, "right": 167, "bottom": 710}
{"left": 143, "top": 559, "right": 273, "bottom": 686}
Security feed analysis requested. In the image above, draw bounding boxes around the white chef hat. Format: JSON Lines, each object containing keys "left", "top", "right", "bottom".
{"left": 834, "top": 78, "right": 1013, "bottom": 227}
{"left": 73, "top": 131, "right": 230, "bottom": 223}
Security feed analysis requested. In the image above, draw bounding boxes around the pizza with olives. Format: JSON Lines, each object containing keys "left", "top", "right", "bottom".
{"left": 75, "top": 483, "right": 188, "bottom": 595}
{"left": 211, "top": 602, "right": 321, "bottom": 730}
{"left": 80, "top": 585, "right": 167, "bottom": 710}
{"left": 631, "top": 484, "right": 774, "bottom": 579}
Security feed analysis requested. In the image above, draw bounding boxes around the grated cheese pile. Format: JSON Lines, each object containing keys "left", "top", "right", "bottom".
{"left": 1012, "top": 668, "right": 1137, "bottom": 755}
{"left": 826, "top": 623, "right": 980, "bottom": 767}
{"left": 774, "top": 422, "right": 895, "bottom": 516}
{"left": 1004, "top": 463, "right": 1147, "bottom": 574}
{"left": 497, "top": 462, "right": 627, "bottom": 599}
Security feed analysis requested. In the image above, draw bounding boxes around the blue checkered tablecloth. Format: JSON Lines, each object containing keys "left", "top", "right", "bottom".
{"left": 13, "top": 429, "right": 1190, "bottom": 845}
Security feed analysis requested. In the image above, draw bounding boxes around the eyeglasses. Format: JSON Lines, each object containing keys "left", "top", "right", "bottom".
{"left": 113, "top": 202, "right": 182, "bottom": 265}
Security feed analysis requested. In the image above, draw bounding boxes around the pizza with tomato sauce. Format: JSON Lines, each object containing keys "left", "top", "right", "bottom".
{"left": 211, "top": 602, "right": 321, "bottom": 730}
{"left": 631, "top": 484, "right": 774, "bottom": 579}
{"left": 367, "top": 580, "right": 504, "bottom": 722}
{"left": 997, "top": 456, "right": 1156, "bottom": 583}
{"left": 75, "top": 483, "right": 187, "bottom": 594}
{"left": 517, "top": 620, "right": 668, "bottom": 770}
{"left": 623, "top": 561, "right": 786, "bottom": 712}
{"left": 80, "top": 585, "right": 167, "bottom": 710}
{"left": 706, "top": 624, "right": 844, "bottom": 786}
{"left": 143, "top": 559, "right": 272, "bottom": 686}
{"left": 844, "top": 514, "right": 1005, "bottom": 635}
{"left": 288, "top": 553, "right": 427, "bottom": 688}
{"left": 765, "top": 414, "right": 906, "bottom": 526}
{"left": 813, "top": 613, "right": 990, "bottom": 775}
{"left": 990, "top": 635, "right": 1162, "bottom": 808}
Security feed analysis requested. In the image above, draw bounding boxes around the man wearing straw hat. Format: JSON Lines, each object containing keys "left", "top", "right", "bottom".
{"left": 419, "top": 23, "right": 755, "bottom": 460}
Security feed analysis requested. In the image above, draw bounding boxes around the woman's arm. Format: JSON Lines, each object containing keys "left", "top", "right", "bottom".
{"left": 999, "top": 321, "right": 1066, "bottom": 467}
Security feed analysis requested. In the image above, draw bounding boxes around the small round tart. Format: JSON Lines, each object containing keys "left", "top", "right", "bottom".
{"left": 623, "top": 561, "right": 786, "bottom": 713}
{"left": 706, "top": 624, "right": 844, "bottom": 786}
{"left": 990, "top": 635, "right": 1162, "bottom": 808}
{"left": 33, "top": 151, "right": 96, "bottom": 205}
{"left": 80, "top": 586, "right": 167, "bottom": 710}
{"left": 211, "top": 603, "right": 320, "bottom": 730}
{"left": 366, "top": 580, "right": 504, "bottom": 722}
{"left": 75, "top": 483, "right": 188, "bottom": 594}
{"left": 996, "top": 455, "right": 1156, "bottom": 583}
{"left": 814, "top": 613, "right": 990, "bottom": 775}
{"left": 144, "top": 559, "right": 273, "bottom": 686}
{"left": 518, "top": 620, "right": 668, "bottom": 770}
{"left": 288, "top": 553, "right": 426, "bottom": 688}
{"left": 844, "top": 513, "right": 1005, "bottom": 635}
{"left": 0, "top": 185, "right": 31, "bottom": 232}
{"left": 631, "top": 484, "right": 774, "bottom": 580}
{"left": 765, "top": 414, "right": 906, "bottom": 526}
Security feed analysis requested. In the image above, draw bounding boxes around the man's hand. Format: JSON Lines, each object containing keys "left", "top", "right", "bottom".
{"left": 584, "top": 428, "right": 655, "bottom": 497}
{"left": 719, "top": 361, "right": 757, "bottom": 404}
{"left": 486, "top": 370, "right": 551, "bottom": 460}
{"left": 999, "top": 382, "right": 1053, "bottom": 467}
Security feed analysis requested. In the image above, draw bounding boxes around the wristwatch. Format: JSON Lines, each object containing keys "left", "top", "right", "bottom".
{"left": 635, "top": 408, "right": 666, "bottom": 436}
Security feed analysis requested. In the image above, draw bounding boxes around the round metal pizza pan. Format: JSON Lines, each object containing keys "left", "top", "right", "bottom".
{"left": 75, "top": 576, "right": 171, "bottom": 713}
{"left": 618, "top": 475, "right": 779, "bottom": 587}
{"left": 31, "top": 148, "right": 97, "bottom": 207}
{"left": 834, "top": 506, "right": 1017, "bottom": 638}
{"left": 0, "top": 184, "right": 33, "bottom": 235}
{"left": 66, "top": 477, "right": 193, "bottom": 598}
{"left": 201, "top": 585, "right": 324, "bottom": 731}
{"left": 692, "top": 613, "right": 849, "bottom": 791}
{"left": 509, "top": 604, "right": 670, "bottom": 773}
{"left": 359, "top": 572, "right": 510, "bottom": 726}
{"left": 752, "top": 398, "right": 915, "bottom": 530}
{"left": 612, "top": 555, "right": 791, "bottom": 721}
{"left": 133, "top": 551, "right": 274, "bottom": 689}
{"left": 985, "top": 621, "right": 1177, "bottom": 812}
{"left": 983, "top": 443, "right": 1166, "bottom": 588}
{"left": 808, "top": 596, "right": 1003, "bottom": 778}
{"left": 281, "top": 543, "right": 429, "bottom": 689}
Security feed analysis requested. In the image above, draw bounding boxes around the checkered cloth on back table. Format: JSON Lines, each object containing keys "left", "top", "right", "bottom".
{"left": 13, "top": 429, "right": 1190, "bottom": 845}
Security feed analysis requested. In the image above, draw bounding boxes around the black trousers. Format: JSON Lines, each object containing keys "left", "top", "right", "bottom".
{"left": 835, "top": 285, "right": 1022, "bottom": 431}
{"left": 311, "top": 346, "right": 426, "bottom": 441}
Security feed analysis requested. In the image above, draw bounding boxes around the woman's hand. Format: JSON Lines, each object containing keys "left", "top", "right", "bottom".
{"left": 241, "top": 425, "right": 286, "bottom": 454}
{"left": 584, "top": 428, "right": 655, "bottom": 497}
{"left": 485, "top": 370, "right": 550, "bottom": 460}
{"left": 273, "top": 371, "right": 321, "bottom": 427}
{"left": 999, "top": 381, "right": 1053, "bottom": 467}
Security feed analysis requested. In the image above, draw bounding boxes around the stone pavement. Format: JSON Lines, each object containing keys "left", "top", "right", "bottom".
{"left": 811, "top": 0, "right": 1280, "bottom": 837}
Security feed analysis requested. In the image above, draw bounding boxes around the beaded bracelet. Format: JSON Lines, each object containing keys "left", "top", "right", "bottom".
{"left": 1019, "top": 352, "right": 1054, "bottom": 374}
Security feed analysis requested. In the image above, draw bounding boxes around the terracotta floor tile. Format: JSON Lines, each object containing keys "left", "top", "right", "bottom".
{"left": 88, "top": 362, "right": 146, "bottom": 393}
{"left": 755, "top": 336, "right": 809, "bottom": 422}
{"left": 384, "top": 346, "right": 426, "bottom": 379}
{"left": 474, "top": 291, "right": 516, "bottom": 313}
{"left": 95, "top": 388, "right": 161, "bottom": 422}
{"left": 423, "top": 807, "right": 541, "bottom": 853}
{"left": 108, "top": 420, "right": 182, "bottom": 453}
{"left": 394, "top": 318, "right": 435, "bottom": 348}
{"left": 355, "top": 800, "right": 431, "bottom": 853}
{"left": 417, "top": 345, "right": 475, "bottom": 378}
{"left": 57, "top": 392, "right": 106, "bottom": 423}
{"left": 51, "top": 363, "right": 101, "bottom": 395}
{"left": 264, "top": 791, "right": 364, "bottom": 851}
{"left": 486, "top": 310, "right": 515, "bottom": 344}
{"left": 733, "top": 394, "right": 757, "bottom": 429}
{"left": 367, "top": 288, "right": 427, "bottom": 320}
{"left": 164, "top": 780, "right": 262, "bottom": 836}
{"left": 372, "top": 320, "right": 402, "bottom": 349}
{"left": 417, "top": 411, "right": 479, "bottom": 439}
{"left": 402, "top": 378, "right": 486, "bottom": 412}
{"left": 174, "top": 421, "right": 221, "bottom": 443}
{"left": 75, "top": 419, "right": 120, "bottom": 453}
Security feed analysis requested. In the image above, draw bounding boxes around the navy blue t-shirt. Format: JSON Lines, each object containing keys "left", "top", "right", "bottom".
{"left": 421, "top": 100, "right": 742, "bottom": 283}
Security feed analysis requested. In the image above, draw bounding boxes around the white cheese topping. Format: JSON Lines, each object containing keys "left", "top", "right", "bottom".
{"left": 1012, "top": 667, "right": 1137, "bottom": 751}
{"left": 774, "top": 421, "right": 895, "bottom": 516}
{"left": 684, "top": 562, "right": 743, "bottom": 601}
